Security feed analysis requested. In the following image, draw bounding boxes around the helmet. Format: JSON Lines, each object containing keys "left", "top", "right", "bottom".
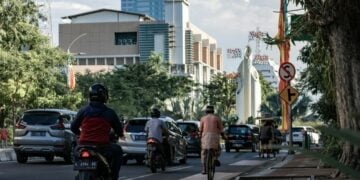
{"left": 150, "top": 108, "right": 161, "bottom": 118}
{"left": 205, "top": 105, "right": 214, "bottom": 114}
{"left": 89, "top": 83, "right": 108, "bottom": 103}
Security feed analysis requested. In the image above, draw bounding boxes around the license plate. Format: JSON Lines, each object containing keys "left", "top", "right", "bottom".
{"left": 31, "top": 131, "right": 46, "bottom": 136}
{"left": 73, "top": 159, "right": 97, "bottom": 170}
{"left": 134, "top": 135, "right": 146, "bottom": 141}
{"left": 233, "top": 144, "right": 243, "bottom": 147}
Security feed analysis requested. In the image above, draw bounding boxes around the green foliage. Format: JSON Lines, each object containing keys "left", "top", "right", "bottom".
{"left": 202, "top": 73, "right": 237, "bottom": 120}
{"left": 259, "top": 74, "right": 275, "bottom": 102}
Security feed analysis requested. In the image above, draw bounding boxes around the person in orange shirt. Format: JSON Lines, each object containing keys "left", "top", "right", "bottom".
{"left": 199, "top": 105, "right": 225, "bottom": 174}
{"left": 0, "top": 127, "right": 9, "bottom": 148}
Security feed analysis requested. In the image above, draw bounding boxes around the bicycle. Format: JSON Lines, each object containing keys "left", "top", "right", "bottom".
{"left": 204, "top": 148, "right": 216, "bottom": 180}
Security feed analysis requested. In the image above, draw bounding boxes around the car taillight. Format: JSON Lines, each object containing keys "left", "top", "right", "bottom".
{"left": 50, "top": 123, "right": 65, "bottom": 130}
{"left": 16, "top": 122, "right": 26, "bottom": 129}
{"left": 81, "top": 150, "right": 90, "bottom": 158}
{"left": 190, "top": 132, "right": 199, "bottom": 139}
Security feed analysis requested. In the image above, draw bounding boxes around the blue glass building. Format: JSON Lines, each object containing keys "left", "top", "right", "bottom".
{"left": 121, "top": 0, "right": 164, "bottom": 21}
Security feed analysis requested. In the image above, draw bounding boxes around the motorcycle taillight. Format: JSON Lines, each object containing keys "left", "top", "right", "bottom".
{"left": 81, "top": 150, "right": 91, "bottom": 158}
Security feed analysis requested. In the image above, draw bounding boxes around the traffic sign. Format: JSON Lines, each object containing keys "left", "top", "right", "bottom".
{"left": 279, "top": 62, "right": 296, "bottom": 82}
{"left": 279, "top": 85, "right": 300, "bottom": 105}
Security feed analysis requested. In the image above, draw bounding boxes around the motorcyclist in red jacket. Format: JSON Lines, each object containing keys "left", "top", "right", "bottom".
{"left": 71, "top": 83, "right": 124, "bottom": 180}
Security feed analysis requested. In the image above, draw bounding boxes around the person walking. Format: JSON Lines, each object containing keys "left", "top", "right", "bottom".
{"left": 199, "top": 105, "right": 225, "bottom": 174}
{"left": 0, "top": 127, "right": 9, "bottom": 148}
{"left": 259, "top": 120, "right": 274, "bottom": 158}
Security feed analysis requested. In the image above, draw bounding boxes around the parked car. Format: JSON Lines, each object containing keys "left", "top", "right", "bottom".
{"left": 176, "top": 120, "right": 201, "bottom": 157}
{"left": 13, "top": 109, "right": 77, "bottom": 164}
{"left": 224, "top": 124, "right": 256, "bottom": 152}
{"left": 286, "top": 126, "right": 321, "bottom": 147}
{"left": 119, "top": 116, "right": 187, "bottom": 165}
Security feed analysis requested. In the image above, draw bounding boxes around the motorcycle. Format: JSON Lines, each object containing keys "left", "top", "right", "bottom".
{"left": 73, "top": 145, "right": 112, "bottom": 180}
{"left": 145, "top": 137, "right": 166, "bottom": 173}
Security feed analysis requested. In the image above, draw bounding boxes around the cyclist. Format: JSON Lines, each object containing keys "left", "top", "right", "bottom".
{"left": 144, "top": 108, "right": 169, "bottom": 158}
{"left": 71, "top": 83, "right": 124, "bottom": 180}
{"left": 199, "top": 105, "right": 225, "bottom": 174}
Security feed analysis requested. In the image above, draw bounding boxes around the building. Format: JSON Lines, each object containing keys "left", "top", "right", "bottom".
{"left": 252, "top": 56, "right": 279, "bottom": 90}
{"left": 58, "top": 6, "right": 223, "bottom": 85}
{"left": 121, "top": 0, "right": 165, "bottom": 21}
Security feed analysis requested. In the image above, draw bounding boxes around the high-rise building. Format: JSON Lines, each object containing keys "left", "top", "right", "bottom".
{"left": 121, "top": 0, "right": 165, "bottom": 21}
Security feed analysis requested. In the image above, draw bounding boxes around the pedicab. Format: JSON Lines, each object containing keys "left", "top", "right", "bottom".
{"left": 257, "top": 117, "right": 278, "bottom": 158}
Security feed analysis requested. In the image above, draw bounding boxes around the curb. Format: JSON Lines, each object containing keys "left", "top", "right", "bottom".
{"left": 0, "top": 148, "right": 16, "bottom": 162}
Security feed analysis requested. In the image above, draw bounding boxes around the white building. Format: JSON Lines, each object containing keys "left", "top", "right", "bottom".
{"left": 253, "top": 57, "right": 279, "bottom": 90}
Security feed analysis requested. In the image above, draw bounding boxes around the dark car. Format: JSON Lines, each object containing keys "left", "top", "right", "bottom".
{"left": 119, "top": 116, "right": 187, "bottom": 165}
{"left": 224, "top": 124, "right": 256, "bottom": 152}
{"left": 13, "top": 109, "right": 77, "bottom": 164}
{"left": 176, "top": 120, "right": 201, "bottom": 157}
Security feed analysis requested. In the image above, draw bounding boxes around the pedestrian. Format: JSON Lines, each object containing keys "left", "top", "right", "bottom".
{"left": 0, "top": 127, "right": 9, "bottom": 148}
{"left": 259, "top": 120, "right": 274, "bottom": 158}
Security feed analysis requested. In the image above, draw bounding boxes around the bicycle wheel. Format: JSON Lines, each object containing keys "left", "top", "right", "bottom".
{"left": 206, "top": 149, "right": 215, "bottom": 180}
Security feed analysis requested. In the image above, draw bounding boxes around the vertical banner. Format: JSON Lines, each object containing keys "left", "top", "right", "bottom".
{"left": 277, "top": 0, "right": 290, "bottom": 132}
{"left": 67, "top": 64, "right": 76, "bottom": 91}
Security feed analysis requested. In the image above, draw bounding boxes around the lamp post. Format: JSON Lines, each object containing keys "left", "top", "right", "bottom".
{"left": 67, "top": 33, "right": 87, "bottom": 64}
{"left": 66, "top": 33, "right": 87, "bottom": 90}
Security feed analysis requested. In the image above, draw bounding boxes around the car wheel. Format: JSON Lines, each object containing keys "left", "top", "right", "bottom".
{"left": 225, "top": 144, "right": 230, "bottom": 152}
{"left": 45, "top": 155, "right": 54, "bottom": 162}
{"left": 16, "top": 153, "right": 28, "bottom": 164}
{"left": 122, "top": 157, "right": 128, "bottom": 165}
{"left": 136, "top": 158, "right": 144, "bottom": 165}
{"left": 64, "top": 143, "right": 76, "bottom": 164}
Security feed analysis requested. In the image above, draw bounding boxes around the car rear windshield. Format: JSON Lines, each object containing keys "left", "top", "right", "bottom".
{"left": 22, "top": 111, "right": 60, "bottom": 125}
{"left": 228, "top": 126, "right": 250, "bottom": 134}
{"left": 292, "top": 127, "right": 304, "bottom": 132}
{"left": 125, "top": 119, "right": 148, "bottom": 133}
{"left": 177, "top": 123, "right": 199, "bottom": 133}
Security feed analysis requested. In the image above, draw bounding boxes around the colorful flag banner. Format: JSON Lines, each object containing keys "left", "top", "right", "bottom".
{"left": 67, "top": 64, "right": 76, "bottom": 91}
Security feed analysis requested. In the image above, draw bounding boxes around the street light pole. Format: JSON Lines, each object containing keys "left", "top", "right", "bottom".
{"left": 67, "top": 33, "right": 87, "bottom": 64}
{"left": 66, "top": 33, "right": 87, "bottom": 91}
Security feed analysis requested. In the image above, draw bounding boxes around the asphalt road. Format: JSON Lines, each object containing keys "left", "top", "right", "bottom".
{"left": 0, "top": 150, "right": 285, "bottom": 180}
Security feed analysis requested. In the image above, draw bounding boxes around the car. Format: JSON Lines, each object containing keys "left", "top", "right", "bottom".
{"left": 176, "top": 120, "right": 201, "bottom": 157}
{"left": 224, "top": 124, "right": 256, "bottom": 152}
{"left": 13, "top": 109, "right": 77, "bottom": 164}
{"left": 119, "top": 116, "right": 187, "bottom": 165}
{"left": 286, "top": 126, "right": 321, "bottom": 147}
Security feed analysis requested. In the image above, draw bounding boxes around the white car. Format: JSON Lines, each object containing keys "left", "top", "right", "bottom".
{"left": 286, "top": 126, "right": 320, "bottom": 146}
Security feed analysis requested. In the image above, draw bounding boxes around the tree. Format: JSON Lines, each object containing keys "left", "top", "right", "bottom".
{"left": 202, "top": 73, "right": 237, "bottom": 121}
{"left": 289, "top": 0, "right": 360, "bottom": 174}
{"left": 0, "top": 0, "right": 82, "bottom": 133}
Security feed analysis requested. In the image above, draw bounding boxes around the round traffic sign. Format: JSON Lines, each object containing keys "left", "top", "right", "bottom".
{"left": 279, "top": 62, "right": 296, "bottom": 82}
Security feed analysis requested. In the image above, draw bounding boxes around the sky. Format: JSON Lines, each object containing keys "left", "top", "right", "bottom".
{"left": 43, "top": 0, "right": 307, "bottom": 73}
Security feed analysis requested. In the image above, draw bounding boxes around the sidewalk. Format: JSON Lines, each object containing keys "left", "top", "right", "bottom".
{"left": 236, "top": 152, "right": 342, "bottom": 180}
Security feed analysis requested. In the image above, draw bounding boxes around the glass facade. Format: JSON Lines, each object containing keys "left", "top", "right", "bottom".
{"left": 121, "top": 0, "right": 164, "bottom": 20}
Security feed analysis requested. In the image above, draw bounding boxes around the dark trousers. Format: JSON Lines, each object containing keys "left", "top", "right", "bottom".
{"left": 107, "top": 143, "right": 123, "bottom": 180}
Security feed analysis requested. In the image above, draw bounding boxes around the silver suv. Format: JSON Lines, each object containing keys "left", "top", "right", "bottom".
{"left": 13, "top": 109, "right": 77, "bottom": 164}
{"left": 119, "top": 116, "right": 187, "bottom": 165}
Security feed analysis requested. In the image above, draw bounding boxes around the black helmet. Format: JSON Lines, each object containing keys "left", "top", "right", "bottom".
{"left": 150, "top": 108, "right": 161, "bottom": 118}
{"left": 205, "top": 105, "right": 214, "bottom": 114}
{"left": 89, "top": 83, "right": 108, "bottom": 103}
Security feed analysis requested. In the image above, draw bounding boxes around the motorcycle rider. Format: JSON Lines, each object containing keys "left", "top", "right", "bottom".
{"left": 199, "top": 105, "right": 225, "bottom": 174}
{"left": 71, "top": 83, "right": 124, "bottom": 180}
{"left": 144, "top": 108, "right": 169, "bottom": 159}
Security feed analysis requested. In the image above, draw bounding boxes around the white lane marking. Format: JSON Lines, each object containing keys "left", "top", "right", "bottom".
{"left": 121, "top": 166, "right": 192, "bottom": 180}
{"left": 180, "top": 172, "right": 237, "bottom": 180}
{"left": 230, "top": 160, "right": 265, "bottom": 166}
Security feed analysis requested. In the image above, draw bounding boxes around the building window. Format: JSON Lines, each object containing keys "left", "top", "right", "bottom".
{"left": 106, "top": 58, "right": 114, "bottom": 65}
{"left": 78, "top": 58, "right": 86, "bottom": 65}
{"left": 125, "top": 57, "right": 133, "bottom": 64}
{"left": 97, "top": 58, "right": 105, "bottom": 65}
{"left": 116, "top": 57, "right": 124, "bottom": 65}
{"left": 88, "top": 58, "right": 95, "bottom": 65}
{"left": 115, "top": 32, "right": 137, "bottom": 45}
{"left": 135, "top": 57, "right": 140, "bottom": 64}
